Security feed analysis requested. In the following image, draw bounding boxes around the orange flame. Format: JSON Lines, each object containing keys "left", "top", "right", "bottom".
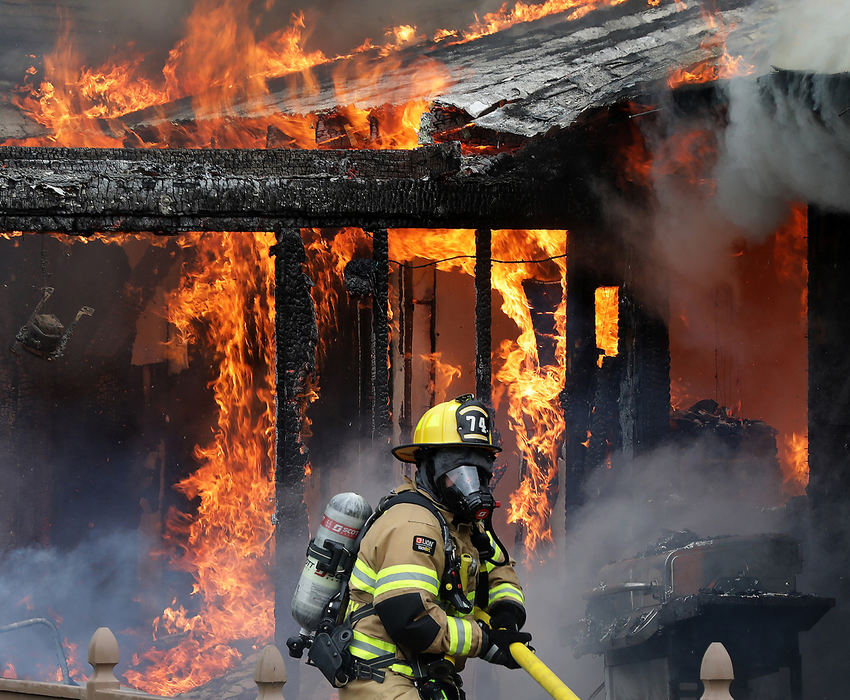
{"left": 774, "top": 204, "right": 808, "bottom": 320}
{"left": 421, "top": 352, "right": 463, "bottom": 402}
{"left": 123, "top": 232, "right": 278, "bottom": 694}
{"left": 780, "top": 431, "right": 809, "bottom": 495}
{"left": 667, "top": 9, "right": 755, "bottom": 88}
{"left": 594, "top": 286, "right": 619, "bottom": 367}
{"left": 450, "top": 0, "right": 631, "bottom": 44}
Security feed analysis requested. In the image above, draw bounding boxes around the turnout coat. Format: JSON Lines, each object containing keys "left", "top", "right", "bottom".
{"left": 339, "top": 483, "right": 525, "bottom": 699}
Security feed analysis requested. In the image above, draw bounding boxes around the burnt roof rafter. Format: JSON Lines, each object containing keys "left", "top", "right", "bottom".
{"left": 0, "top": 142, "right": 595, "bottom": 234}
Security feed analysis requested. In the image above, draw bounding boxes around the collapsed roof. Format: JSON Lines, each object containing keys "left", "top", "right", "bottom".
{"left": 114, "top": 0, "right": 778, "bottom": 140}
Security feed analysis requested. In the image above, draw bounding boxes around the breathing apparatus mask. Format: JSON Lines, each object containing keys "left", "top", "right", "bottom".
{"left": 417, "top": 447, "right": 497, "bottom": 521}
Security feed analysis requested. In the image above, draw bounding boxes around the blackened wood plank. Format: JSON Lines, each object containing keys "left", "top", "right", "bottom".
{"left": 0, "top": 143, "right": 592, "bottom": 232}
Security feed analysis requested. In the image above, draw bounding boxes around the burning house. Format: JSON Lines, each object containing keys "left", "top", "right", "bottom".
{"left": 0, "top": 0, "right": 848, "bottom": 698}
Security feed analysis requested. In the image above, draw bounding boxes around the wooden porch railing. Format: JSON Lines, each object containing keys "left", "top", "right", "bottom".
{"left": 0, "top": 628, "right": 286, "bottom": 700}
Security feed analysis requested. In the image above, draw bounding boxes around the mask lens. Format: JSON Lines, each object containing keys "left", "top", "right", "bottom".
{"left": 442, "top": 465, "right": 485, "bottom": 496}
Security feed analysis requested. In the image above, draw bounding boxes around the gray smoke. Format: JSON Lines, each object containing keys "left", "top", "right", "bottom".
{"left": 714, "top": 0, "right": 850, "bottom": 237}
{"left": 464, "top": 438, "right": 788, "bottom": 699}
{"left": 0, "top": 529, "right": 156, "bottom": 683}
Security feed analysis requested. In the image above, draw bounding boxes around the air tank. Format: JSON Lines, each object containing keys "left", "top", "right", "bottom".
{"left": 290, "top": 492, "right": 373, "bottom": 632}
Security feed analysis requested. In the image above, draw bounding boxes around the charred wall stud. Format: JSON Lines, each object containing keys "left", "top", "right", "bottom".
{"left": 807, "top": 205, "right": 850, "bottom": 511}
{"left": 563, "top": 227, "right": 601, "bottom": 530}
{"left": 270, "top": 226, "right": 317, "bottom": 653}
{"left": 617, "top": 280, "right": 671, "bottom": 461}
{"left": 474, "top": 228, "right": 492, "bottom": 406}
{"left": 370, "top": 228, "right": 391, "bottom": 443}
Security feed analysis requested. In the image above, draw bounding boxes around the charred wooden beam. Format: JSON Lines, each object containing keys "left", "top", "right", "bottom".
{"left": 618, "top": 281, "right": 670, "bottom": 459}
{"left": 399, "top": 263, "right": 415, "bottom": 444}
{"left": 0, "top": 144, "right": 593, "bottom": 233}
{"left": 370, "top": 228, "right": 391, "bottom": 442}
{"left": 271, "top": 226, "right": 317, "bottom": 653}
{"left": 808, "top": 205, "right": 850, "bottom": 510}
{"left": 563, "top": 227, "right": 600, "bottom": 530}
{"left": 474, "top": 228, "right": 492, "bottom": 405}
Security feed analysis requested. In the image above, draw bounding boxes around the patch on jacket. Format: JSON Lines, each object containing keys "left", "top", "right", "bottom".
{"left": 412, "top": 535, "right": 437, "bottom": 554}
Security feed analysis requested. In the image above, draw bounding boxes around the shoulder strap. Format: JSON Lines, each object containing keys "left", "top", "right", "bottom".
{"left": 351, "top": 490, "right": 473, "bottom": 614}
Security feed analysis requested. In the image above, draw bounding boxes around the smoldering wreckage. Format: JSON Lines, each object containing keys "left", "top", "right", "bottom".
{"left": 0, "top": 0, "right": 848, "bottom": 698}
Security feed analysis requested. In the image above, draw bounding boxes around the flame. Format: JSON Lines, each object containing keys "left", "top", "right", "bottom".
{"left": 667, "top": 9, "right": 755, "bottom": 88}
{"left": 123, "top": 232, "right": 278, "bottom": 694}
{"left": 421, "top": 352, "right": 463, "bottom": 402}
{"left": 451, "top": 0, "right": 631, "bottom": 44}
{"left": 1, "top": 664, "right": 16, "bottom": 680}
{"left": 594, "top": 286, "right": 619, "bottom": 367}
{"left": 774, "top": 204, "right": 808, "bottom": 319}
{"left": 781, "top": 431, "right": 809, "bottom": 494}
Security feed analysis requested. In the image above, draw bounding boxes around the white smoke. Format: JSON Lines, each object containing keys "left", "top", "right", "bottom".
{"left": 713, "top": 0, "right": 850, "bottom": 236}
{"left": 768, "top": 0, "right": 850, "bottom": 74}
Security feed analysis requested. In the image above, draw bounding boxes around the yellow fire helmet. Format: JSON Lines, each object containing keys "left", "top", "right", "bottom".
{"left": 391, "top": 394, "right": 501, "bottom": 463}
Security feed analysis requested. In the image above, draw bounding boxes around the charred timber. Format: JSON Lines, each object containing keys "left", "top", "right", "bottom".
{"left": 370, "top": 228, "right": 391, "bottom": 442}
{"left": 271, "top": 226, "right": 317, "bottom": 651}
{"left": 0, "top": 144, "right": 592, "bottom": 233}
{"left": 474, "top": 228, "right": 492, "bottom": 405}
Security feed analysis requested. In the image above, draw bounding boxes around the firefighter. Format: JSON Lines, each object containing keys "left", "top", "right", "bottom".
{"left": 340, "top": 394, "right": 531, "bottom": 700}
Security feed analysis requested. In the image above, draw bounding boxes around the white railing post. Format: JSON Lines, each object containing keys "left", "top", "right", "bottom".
{"left": 700, "top": 641, "right": 734, "bottom": 700}
{"left": 86, "top": 627, "right": 120, "bottom": 700}
{"left": 254, "top": 645, "right": 287, "bottom": 700}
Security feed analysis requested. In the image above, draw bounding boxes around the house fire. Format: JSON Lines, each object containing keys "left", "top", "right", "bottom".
{"left": 0, "top": 0, "right": 849, "bottom": 698}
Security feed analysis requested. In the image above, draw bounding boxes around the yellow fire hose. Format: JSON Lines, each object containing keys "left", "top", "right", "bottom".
{"left": 474, "top": 609, "right": 582, "bottom": 700}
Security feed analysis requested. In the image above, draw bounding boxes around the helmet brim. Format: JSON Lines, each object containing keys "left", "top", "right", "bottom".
{"left": 391, "top": 442, "right": 501, "bottom": 464}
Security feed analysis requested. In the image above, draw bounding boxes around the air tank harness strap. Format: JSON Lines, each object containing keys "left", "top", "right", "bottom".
{"left": 307, "top": 538, "right": 355, "bottom": 575}
{"left": 374, "top": 491, "right": 473, "bottom": 614}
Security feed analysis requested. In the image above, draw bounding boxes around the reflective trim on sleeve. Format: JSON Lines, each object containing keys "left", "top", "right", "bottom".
{"left": 447, "top": 617, "right": 473, "bottom": 656}
{"left": 489, "top": 582, "right": 525, "bottom": 607}
{"left": 375, "top": 564, "right": 440, "bottom": 597}
{"left": 350, "top": 559, "right": 377, "bottom": 594}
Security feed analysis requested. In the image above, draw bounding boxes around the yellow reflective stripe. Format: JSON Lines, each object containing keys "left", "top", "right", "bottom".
{"left": 447, "top": 617, "right": 473, "bottom": 656}
{"left": 375, "top": 564, "right": 440, "bottom": 597}
{"left": 390, "top": 662, "right": 414, "bottom": 676}
{"left": 484, "top": 559, "right": 497, "bottom": 573}
{"left": 489, "top": 583, "right": 525, "bottom": 606}
{"left": 351, "top": 559, "right": 377, "bottom": 594}
{"left": 350, "top": 630, "right": 397, "bottom": 658}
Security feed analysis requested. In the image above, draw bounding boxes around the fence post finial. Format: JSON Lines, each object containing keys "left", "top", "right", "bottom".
{"left": 255, "top": 644, "right": 287, "bottom": 700}
{"left": 700, "top": 641, "right": 734, "bottom": 700}
{"left": 86, "top": 627, "right": 120, "bottom": 700}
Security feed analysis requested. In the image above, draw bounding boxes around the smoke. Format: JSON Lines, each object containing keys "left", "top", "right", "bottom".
{"left": 713, "top": 0, "right": 850, "bottom": 237}
{"left": 767, "top": 0, "right": 850, "bottom": 75}
{"left": 0, "top": 528, "right": 157, "bottom": 683}
{"left": 464, "top": 437, "right": 789, "bottom": 699}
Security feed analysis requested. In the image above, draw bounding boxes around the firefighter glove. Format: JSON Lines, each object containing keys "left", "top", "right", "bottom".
{"left": 476, "top": 621, "right": 532, "bottom": 669}
{"left": 488, "top": 602, "right": 526, "bottom": 632}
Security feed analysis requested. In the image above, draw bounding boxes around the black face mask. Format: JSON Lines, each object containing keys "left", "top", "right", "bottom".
{"left": 438, "top": 464, "right": 496, "bottom": 521}
{"left": 418, "top": 447, "right": 497, "bottom": 521}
